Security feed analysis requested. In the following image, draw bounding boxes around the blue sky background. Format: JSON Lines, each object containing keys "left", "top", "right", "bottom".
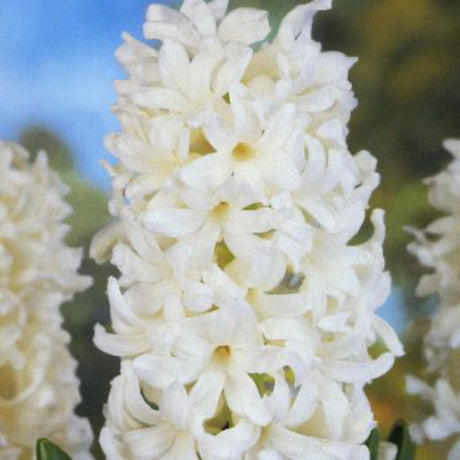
{"left": 0, "top": 0, "right": 409, "bottom": 334}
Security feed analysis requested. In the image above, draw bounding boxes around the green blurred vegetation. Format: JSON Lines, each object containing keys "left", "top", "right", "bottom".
{"left": 21, "top": 1, "right": 460, "bottom": 459}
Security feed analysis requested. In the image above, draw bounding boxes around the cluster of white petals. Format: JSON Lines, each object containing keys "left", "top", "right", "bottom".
{"left": 93, "top": 1, "right": 403, "bottom": 459}
{"left": 407, "top": 139, "right": 460, "bottom": 460}
{"left": 0, "top": 142, "right": 93, "bottom": 460}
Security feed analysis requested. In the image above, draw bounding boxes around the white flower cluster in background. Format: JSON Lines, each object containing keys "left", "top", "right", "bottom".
{"left": 407, "top": 139, "right": 460, "bottom": 460}
{"left": 92, "top": 1, "right": 403, "bottom": 459}
{"left": 0, "top": 142, "right": 93, "bottom": 460}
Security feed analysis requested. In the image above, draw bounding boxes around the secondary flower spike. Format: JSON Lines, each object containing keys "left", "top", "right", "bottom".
{"left": 0, "top": 142, "right": 93, "bottom": 460}
{"left": 92, "top": 1, "right": 403, "bottom": 459}
{"left": 407, "top": 139, "right": 460, "bottom": 460}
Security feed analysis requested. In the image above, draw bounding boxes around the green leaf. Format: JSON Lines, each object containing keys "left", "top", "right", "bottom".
{"left": 365, "top": 428, "right": 380, "bottom": 460}
{"left": 36, "top": 439, "right": 72, "bottom": 460}
{"left": 387, "top": 420, "right": 416, "bottom": 460}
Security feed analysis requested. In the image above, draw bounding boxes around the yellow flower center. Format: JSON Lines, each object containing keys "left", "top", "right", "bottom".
{"left": 213, "top": 345, "right": 231, "bottom": 364}
{"left": 232, "top": 143, "right": 255, "bottom": 161}
{"left": 211, "top": 202, "right": 230, "bottom": 220}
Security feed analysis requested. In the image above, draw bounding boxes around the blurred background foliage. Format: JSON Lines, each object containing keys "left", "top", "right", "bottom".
{"left": 11, "top": 1, "right": 460, "bottom": 459}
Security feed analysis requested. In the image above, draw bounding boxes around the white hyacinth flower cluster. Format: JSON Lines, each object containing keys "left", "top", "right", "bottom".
{"left": 0, "top": 142, "right": 93, "bottom": 460}
{"left": 407, "top": 139, "right": 460, "bottom": 460}
{"left": 92, "top": 1, "right": 403, "bottom": 459}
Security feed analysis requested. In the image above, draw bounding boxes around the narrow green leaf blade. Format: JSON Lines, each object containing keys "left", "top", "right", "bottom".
{"left": 36, "top": 439, "right": 72, "bottom": 460}
{"left": 365, "top": 428, "right": 380, "bottom": 460}
{"left": 387, "top": 420, "right": 416, "bottom": 460}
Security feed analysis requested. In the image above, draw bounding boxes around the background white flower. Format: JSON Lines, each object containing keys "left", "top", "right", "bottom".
{"left": 0, "top": 141, "right": 93, "bottom": 460}
{"left": 407, "top": 139, "right": 460, "bottom": 460}
{"left": 93, "top": 1, "right": 403, "bottom": 459}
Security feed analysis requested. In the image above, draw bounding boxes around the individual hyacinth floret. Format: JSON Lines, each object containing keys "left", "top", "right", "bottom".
{"left": 92, "top": 1, "right": 403, "bottom": 459}
{"left": 0, "top": 141, "right": 93, "bottom": 460}
{"left": 407, "top": 139, "right": 460, "bottom": 460}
